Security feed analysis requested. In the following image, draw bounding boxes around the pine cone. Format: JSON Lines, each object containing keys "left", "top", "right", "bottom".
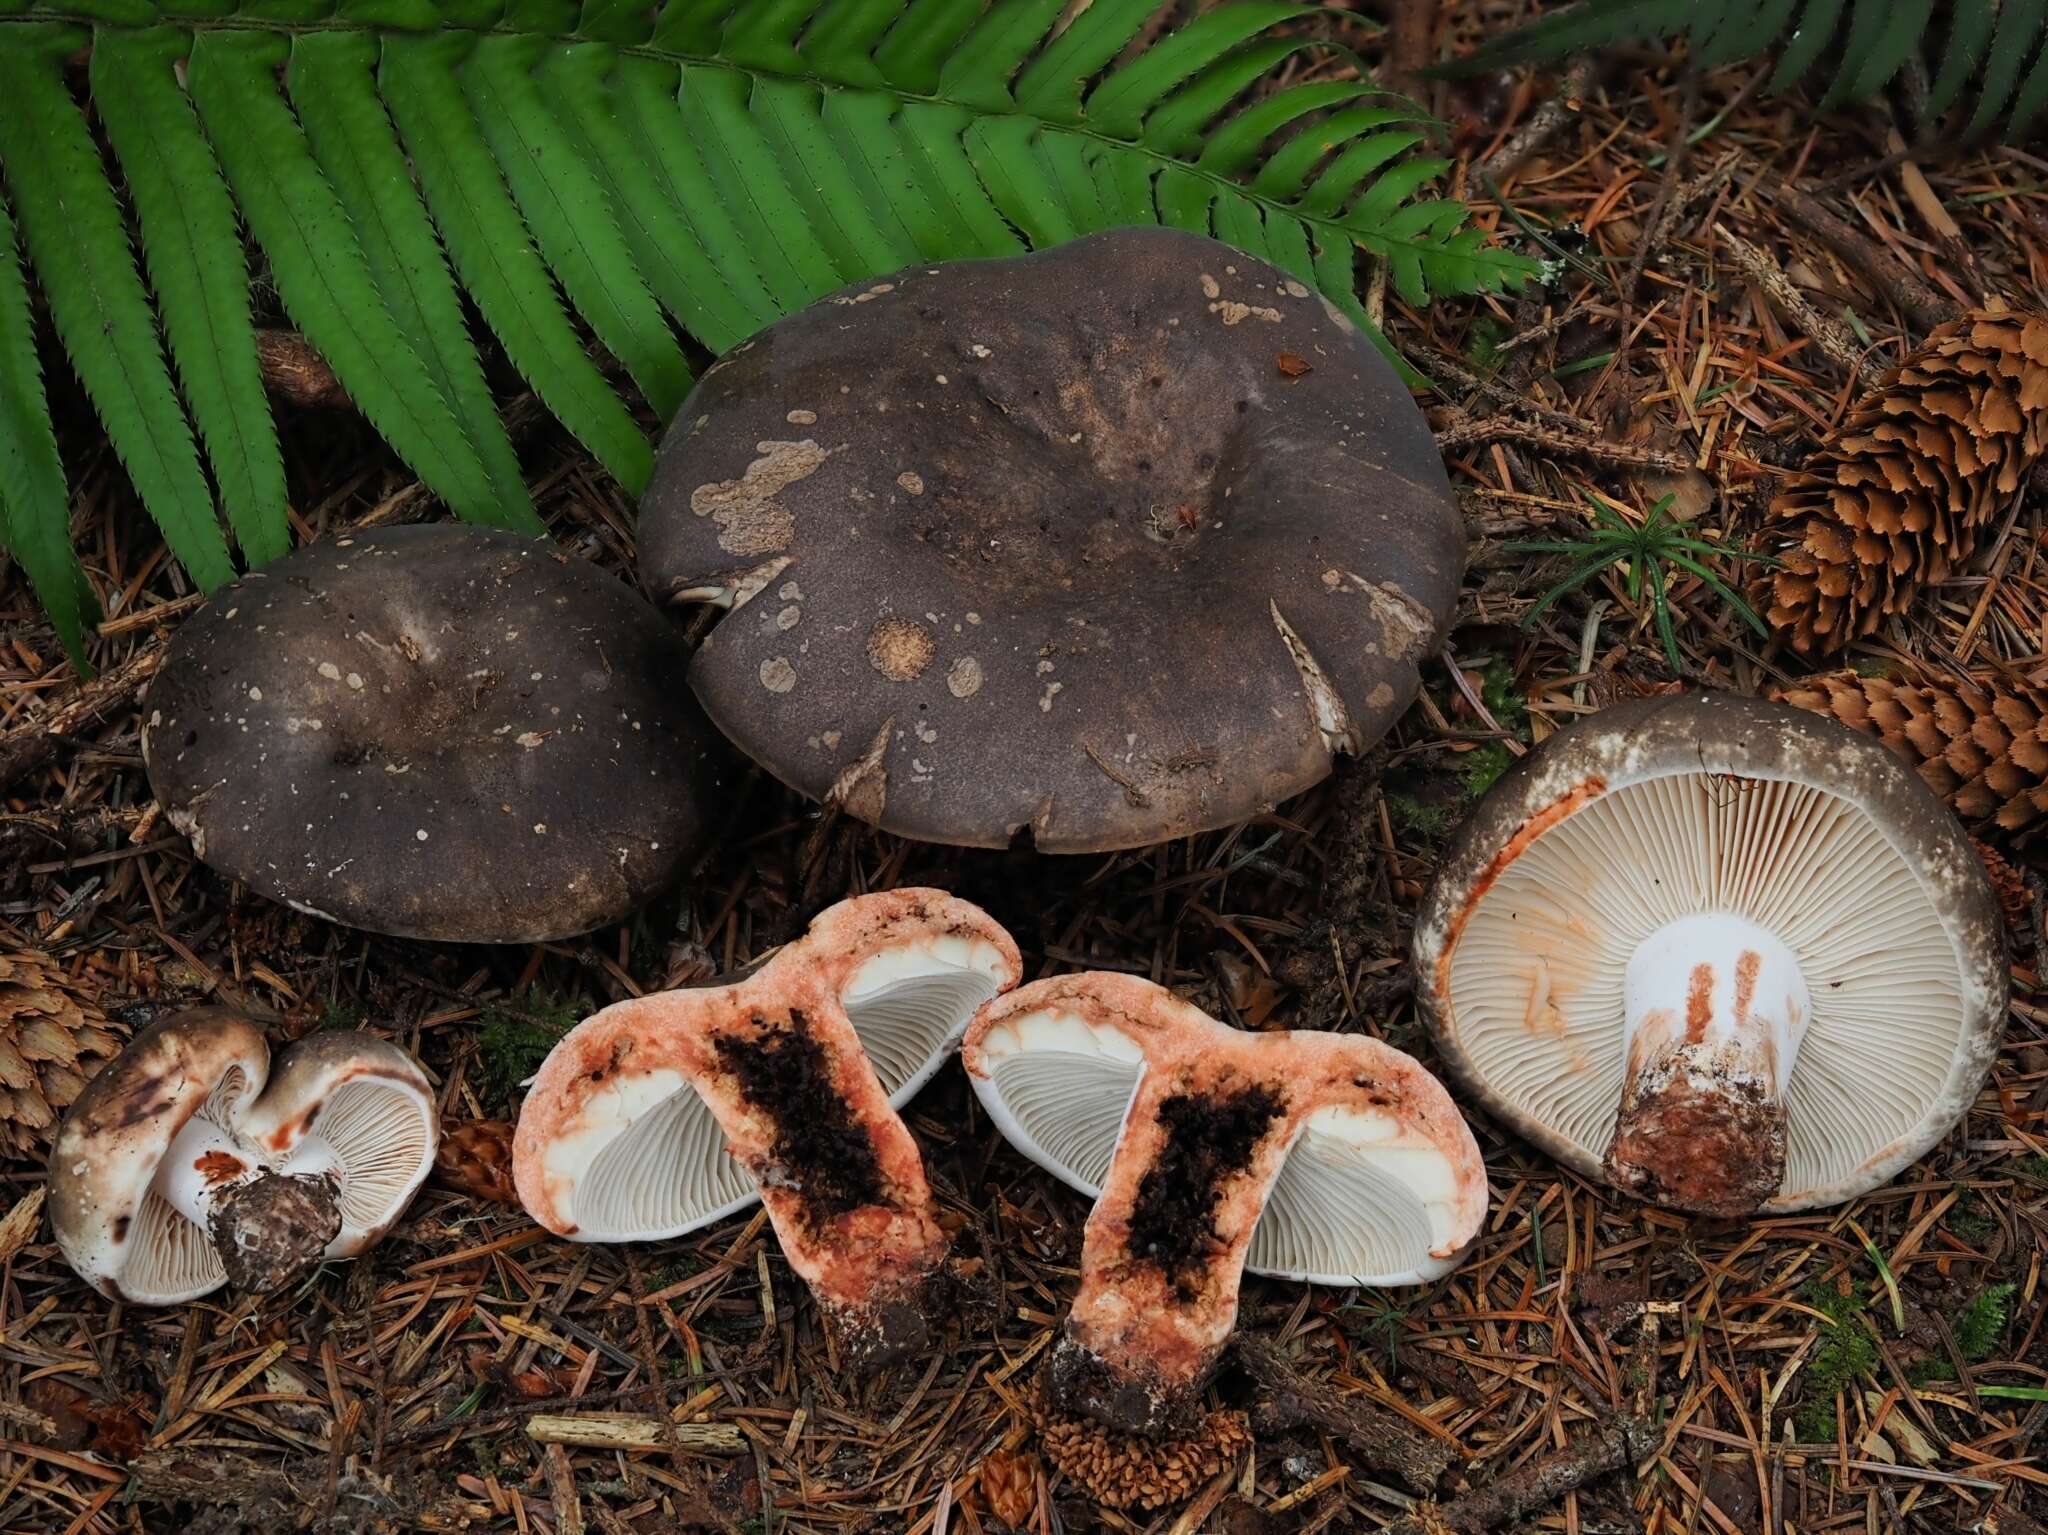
{"left": 0, "top": 953, "right": 121, "bottom": 1157}
{"left": 433, "top": 1119, "right": 518, "bottom": 1204}
{"left": 977, "top": 1448, "right": 1039, "bottom": 1528}
{"left": 1757, "top": 310, "right": 2048, "bottom": 653}
{"left": 1037, "top": 1405, "right": 1250, "bottom": 1511}
{"left": 1772, "top": 669, "right": 2048, "bottom": 842}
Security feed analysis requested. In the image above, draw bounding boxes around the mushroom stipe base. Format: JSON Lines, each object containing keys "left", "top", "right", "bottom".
{"left": 208, "top": 1170, "right": 342, "bottom": 1294}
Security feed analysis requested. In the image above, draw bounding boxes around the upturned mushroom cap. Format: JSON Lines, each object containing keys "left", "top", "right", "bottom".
{"left": 963, "top": 974, "right": 1486, "bottom": 1436}
{"left": 48, "top": 1009, "right": 268, "bottom": 1304}
{"left": 1412, "top": 691, "right": 2009, "bottom": 1213}
{"left": 639, "top": 227, "right": 1462, "bottom": 852}
{"left": 513, "top": 890, "right": 1021, "bottom": 1367}
{"left": 47, "top": 1013, "right": 439, "bottom": 1305}
{"left": 142, "top": 525, "right": 721, "bottom": 942}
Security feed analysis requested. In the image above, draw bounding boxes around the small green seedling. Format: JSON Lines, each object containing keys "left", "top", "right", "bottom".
{"left": 1509, "top": 491, "right": 1777, "bottom": 674}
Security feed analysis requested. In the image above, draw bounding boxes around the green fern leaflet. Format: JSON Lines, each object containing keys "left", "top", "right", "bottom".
{"left": 1454, "top": 0, "right": 2048, "bottom": 145}
{"left": 0, "top": 1, "right": 1540, "bottom": 667}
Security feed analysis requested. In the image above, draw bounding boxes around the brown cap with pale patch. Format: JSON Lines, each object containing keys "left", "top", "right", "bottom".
{"left": 142, "top": 525, "right": 722, "bottom": 943}
{"left": 639, "top": 227, "right": 1462, "bottom": 852}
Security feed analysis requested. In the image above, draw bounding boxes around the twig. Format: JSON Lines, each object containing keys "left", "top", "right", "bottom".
{"left": 1481, "top": 57, "right": 1594, "bottom": 182}
{"left": 1763, "top": 177, "right": 1960, "bottom": 334}
{"left": 1379, "top": 1416, "right": 1660, "bottom": 1534}
{"left": 1433, "top": 416, "right": 1690, "bottom": 471}
{"left": 0, "top": 645, "right": 162, "bottom": 796}
{"left": 525, "top": 1414, "right": 744, "bottom": 1454}
{"left": 1233, "top": 1337, "right": 1456, "bottom": 1493}
{"left": 1715, "top": 222, "right": 1884, "bottom": 391}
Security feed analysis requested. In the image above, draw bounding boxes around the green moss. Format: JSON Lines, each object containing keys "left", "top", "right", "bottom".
{"left": 2015, "top": 1154, "right": 2048, "bottom": 1187}
{"left": 1388, "top": 792, "right": 1454, "bottom": 844}
{"left": 1955, "top": 1282, "right": 2016, "bottom": 1361}
{"left": 1948, "top": 1194, "right": 1996, "bottom": 1245}
{"left": 476, "top": 986, "right": 579, "bottom": 1111}
{"left": 1460, "top": 741, "right": 1513, "bottom": 800}
{"left": 1466, "top": 312, "right": 1511, "bottom": 373}
{"left": 1794, "top": 1275, "right": 1877, "bottom": 1442}
{"left": 317, "top": 998, "right": 367, "bottom": 1032}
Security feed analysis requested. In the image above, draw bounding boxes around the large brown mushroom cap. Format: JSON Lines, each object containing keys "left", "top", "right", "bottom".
{"left": 142, "top": 526, "right": 722, "bottom": 942}
{"left": 640, "top": 227, "right": 1462, "bottom": 852}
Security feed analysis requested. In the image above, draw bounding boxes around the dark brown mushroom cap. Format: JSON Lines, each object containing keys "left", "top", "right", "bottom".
{"left": 639, "top": 228, "right": 1462, "bottom": 852}
{"left": 142, "top": 526, "right": 721, "bottom": 942}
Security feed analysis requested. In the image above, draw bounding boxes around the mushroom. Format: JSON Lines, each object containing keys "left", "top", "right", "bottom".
{"left": 1412, "top": 691, "right": 2009, "bottom": 1216}
{"left": 638, "top": 227, "right": 1462, "bottom": 851}
{"left": 142, "top": 525, "right": 722, "bottom": 942}
{"left": 48, "top": 1010, "right": 438, "bottom": 1304}
{"left": 514, "top": 890, "right": 1021, "bottom": 1368}
{"left": 961, "top": 973, "right": 1487, "bottom": 1439}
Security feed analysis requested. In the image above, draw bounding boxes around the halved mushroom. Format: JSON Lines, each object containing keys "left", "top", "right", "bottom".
{"left": 48, "top": 1011, "right": 438, "bottom": 1304}
{"left": 962, "top": 974, "right": 1486, "bottom": 1439}
{"left": 1413, "top": 691, "right": 2009, "bottom": 1216}
{"left": 142, "top": 525, "right": 722, "bottom": 942}
{"left": 514, "top": 890, "right": 1020, "bottom": 1368}
{"left": 639, "top": 227, "right": 1462, "bottom": 851}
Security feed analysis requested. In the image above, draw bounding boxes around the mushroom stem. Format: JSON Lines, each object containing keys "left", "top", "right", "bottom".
{"left": 1604, "top": 912, "right": 1811, "bottom": 1216}
{"left": 157, "top": 1116, "right": 344, "bottom": 1292}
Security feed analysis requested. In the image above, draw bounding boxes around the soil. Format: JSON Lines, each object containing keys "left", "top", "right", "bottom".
{"left": 711, "top": 1010, "right": 887, "bottom": 1227}
{"left": 1124, "top": 1084, "right": 1286, "bottom": 1299}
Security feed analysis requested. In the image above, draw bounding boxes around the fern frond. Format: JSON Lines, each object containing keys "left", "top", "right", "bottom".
{"left": 0, "top": 190, "right": 96, "bottom": 667}
{"left": 91, "top": 27, "right": 288, "bottom": 567}
{"left": 1453, "top": 0, "right": 2048, "bottom": 143}
{"left": 287, "top": 31, "right": 540, "bottom": 532}
{"left": 186, "top": 30, "right": 507, "bottom": 531}
{"left": 0, "top": 22, "right": 233, "bottom": 593}
{"left": 0, "top": 0, "right": 1539, "bottom": 652}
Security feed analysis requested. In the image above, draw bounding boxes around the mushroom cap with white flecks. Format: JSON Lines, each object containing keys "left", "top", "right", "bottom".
{"left": 961, "top": 972, "right": 1489, "bottom": 1286}
{"left": 638, "top": 228, "right": 1463, "bottom": 852}
{"left": 512, "top": 889, "right": 1022, "bottom": 1244}
{"left": 1412, "top": 690, "right": 2009, "bottom": 1211}
{"left": 47, "top": 1009, "right": 269, "bottom": 1304}
{"left": 141, "top": 525, "right": 723, "bottom": 943}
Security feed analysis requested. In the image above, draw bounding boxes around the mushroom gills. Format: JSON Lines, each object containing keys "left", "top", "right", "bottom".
{"left": 1252, "top": 1110, "right": 1472, "bottom": 1285}
{"left": 1604, "top": 911, "right": 1812, "bottom": 1215}
{"left": 556, "top": 944, "right": 1006, "bottom": 1242}
{"left": 973, "top": 1011, "right": 1469, "bottom": 1281}
{"left": 840, "top": 936, "right": 1010, "bottom": 1097}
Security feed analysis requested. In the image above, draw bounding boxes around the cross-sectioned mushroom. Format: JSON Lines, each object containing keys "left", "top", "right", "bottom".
{"left": 48, "top": 1010, "right": 438, "bottom": 1305}
{"left": 142, "top": 525, "right": 722, "bottom": 942}
{"left": 514, "top": 890, "right": 1021, "bottom": 1368}
{"left": 1413, "top": 691, "right": 2009, "bottom": 1217}
{"left": 639, "top": 227, "right": 1462, "bottom": 852}
{"left": 962, "top": 974, "right": 1486, "bottom": 1438}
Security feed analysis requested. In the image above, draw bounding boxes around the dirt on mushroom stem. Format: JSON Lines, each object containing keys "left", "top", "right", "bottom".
{"left": 207, "top": 1169, "right": 343, "bottom": 1293}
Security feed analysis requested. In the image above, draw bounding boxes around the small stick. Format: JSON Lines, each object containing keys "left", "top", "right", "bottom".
{"left": 1714, "top": 223, "right": 1884, "bottom": 391}
{"left": 1433, "top": 416, "right": 1691, "bottom": 471}
{"left": 1763, "top": 178, "right": 1960, "bottom": 334}
{"left": 0, "top": 645, "right": 162, "bottom": 794}
{"left": 1233, "top": 1336, "right": 1456, "bottom": 1493}
{"left": 1378, "top": 1416, "right": 1660, "bottom": 1535}
{"left": 524, "top": 1414, "right": 745, "bottom": 1454}
{"left": 1481, "top": 57, "right": 1595, "bottom": 182}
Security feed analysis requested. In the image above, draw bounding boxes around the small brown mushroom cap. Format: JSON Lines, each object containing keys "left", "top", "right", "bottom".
{"left": 640, "top": 227, "right": 1462, "bottom": 851}
{"left": 48, "top": 1009, "right": 267, "bottom": 1303}
{"left": 1412, "top": 691, "right": 2008, "bottom": 1211}
{"left": 142, "top": 526, "right": 722, "bottom": 943}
